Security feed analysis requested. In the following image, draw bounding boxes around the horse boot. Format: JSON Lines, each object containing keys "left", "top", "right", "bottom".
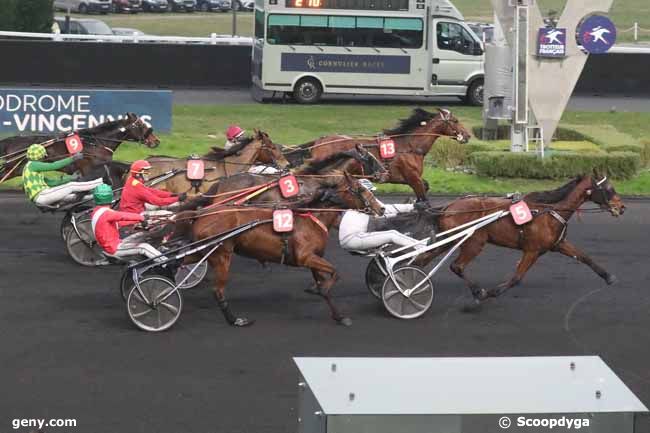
{"left": 216, "top": 298, "right": 254, "bottom": 327}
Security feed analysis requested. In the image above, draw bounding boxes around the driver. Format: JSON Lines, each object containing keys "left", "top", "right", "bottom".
{"left": 92, "top": 184, "right": 167, "bottom": 262}
{"left": 118, "top": 160, "right": 185, "bottom": 226}
{"left": 22, "top": 144, "right": 103, "bottom": 207}
{"left": 338, "top": 180, "right": 428, "bottom": 252}
{"left": 224, "top": 125, "right": 246, "bottom": 150}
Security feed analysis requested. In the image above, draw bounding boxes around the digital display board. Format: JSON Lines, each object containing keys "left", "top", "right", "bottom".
{"left": 285, "top": 0, "right": 409, "bottom": 11}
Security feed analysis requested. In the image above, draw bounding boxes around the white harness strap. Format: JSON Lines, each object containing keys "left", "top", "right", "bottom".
{"left": 91, "top": 207, "right": 109, "bottom": 235}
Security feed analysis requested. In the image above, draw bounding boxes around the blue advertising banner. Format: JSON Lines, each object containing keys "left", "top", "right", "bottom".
{"left": 578, "top": 15, "right": 617, "bottom": 54}
{"left": 281, "top": 53, "right": 411, "bottom": 74}
{"left": 0, "top": 89, "right": 172, "bottom": 134}
{"left": 537, "top": 27, "right": 567, "bottom": 58}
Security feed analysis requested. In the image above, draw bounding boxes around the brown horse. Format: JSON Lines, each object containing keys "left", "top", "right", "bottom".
{"left": 0, "top": 113, "right": 159, "bottom": 181}
{"left": 283, "top": 108, "right": 471, "bottom": 201}
{"left": 420, "top": 171, "right": 625, "bottom": 309}
{"left": 145, "top": 130, "right": 290, "bottom": 195}
{"left": 174, "top": 172, "right": 384, "bottom": 327}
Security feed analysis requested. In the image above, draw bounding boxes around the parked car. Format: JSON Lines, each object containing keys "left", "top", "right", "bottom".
{"left": 112, "top": 0, "right": 142, "bottom": 13}
{"left": 467, "top": 22, "right": 494, "bottom": 43}
{"left": 112, "top": 27, "right": 145, "bottom": 36}
{"left": 142, "top": 0, "right": 168, "bottom": 11}
{"left": 236, "top": 0, "right": 253, "bottom": 11}
{"left": 196, "top": 0, "right": 229, "bottom": 12}
{"left": 54, "top": 16, "right": 114, "bottom": 35}
{"left": 167, "top": 0, "right": 196, "bottom": 11}
{"left": 53, "top": 0, "right": 111, "bottom": 14}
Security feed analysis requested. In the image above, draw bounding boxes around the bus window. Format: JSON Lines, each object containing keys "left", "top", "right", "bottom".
{"left": 267, "top": 14, "right": 422, "bottom": 49}
{"left": 436, "top": 22, "right": 476, "bottom": 55}
{"left": 255, "top": 9, "right": 265, "bottom": 40}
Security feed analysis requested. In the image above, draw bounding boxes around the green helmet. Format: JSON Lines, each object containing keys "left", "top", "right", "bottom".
{"left": 93, "top": 184, "right": 114, "bottom": 205}
{"left": 27, "top": 144, "right": 47, "bottom": 161}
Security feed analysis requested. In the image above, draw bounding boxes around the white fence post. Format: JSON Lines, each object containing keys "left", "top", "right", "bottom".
{"left": 211, "top": 33, "right": 217, "bottom": 45}
{"left": 634, "top": 22, "right": 638, "bottom": 42}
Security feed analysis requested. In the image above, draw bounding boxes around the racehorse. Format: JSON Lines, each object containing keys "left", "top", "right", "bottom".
{"left": 0, "top": 113, "right": 159, "bottom": 182}
{"left": 419, "top": 171, "right": 625, "bottom": 309}
{"left": 171, "top": 172, "right": 384, "bottom": 327}
{"left": 145, "top": 130, "right": 290, "bottom": 195}
{"left": 283, "top": 108, "right": 471, "bottom": 201}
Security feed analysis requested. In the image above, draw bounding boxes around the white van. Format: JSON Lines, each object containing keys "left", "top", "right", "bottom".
{"left": 252, "top": 0, "right": 484, "bottom": 105}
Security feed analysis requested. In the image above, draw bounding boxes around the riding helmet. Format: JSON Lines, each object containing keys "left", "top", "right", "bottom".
{"left": 130, "top": 159, "right": 152, "bottom": 176}
{"left": 93, "top": 184, "right": 114, "bottom": 205}
{"left": 26, "top": 144, "right": 47, "bottom": 161}
{"left": 226, "top": 125, "right": 245, "bottom": 141}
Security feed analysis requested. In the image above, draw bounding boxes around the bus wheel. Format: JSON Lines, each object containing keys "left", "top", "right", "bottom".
{"left": 465, "top": 79, "right": 484, "bottom": 106}
{"left": 293, "top": 78, "right": 322, "bottom": 104}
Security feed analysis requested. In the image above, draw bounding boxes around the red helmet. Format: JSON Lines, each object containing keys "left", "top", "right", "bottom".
{"left": 226, "top": 125, "right": 245, "bottom": 141}
{"left": 130, "top": 159, "right": 152, "bottom": 175}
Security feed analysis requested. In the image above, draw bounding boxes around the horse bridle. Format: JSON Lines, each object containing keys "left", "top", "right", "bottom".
{"left": 118, "top": 117, "right": 154, "bottom": 144}
{"left": 590, "top": 176, "right": 612, "bottom": 209}
{"left": 254, "top": 136, "right": 284, "bottom": 169}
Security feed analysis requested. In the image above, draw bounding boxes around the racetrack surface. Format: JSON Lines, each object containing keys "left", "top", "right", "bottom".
{"left": 1, "top": 193, "right": 649, "bottom": 432}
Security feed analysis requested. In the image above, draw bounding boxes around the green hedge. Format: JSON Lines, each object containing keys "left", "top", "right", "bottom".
{"left": 0, "top": 0, "right": 53, "bottom": 32}
{"left": 470, "top": 151, "right": 640, "bottom": 179}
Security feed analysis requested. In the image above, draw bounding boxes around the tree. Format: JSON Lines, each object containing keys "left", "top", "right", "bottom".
{"left": 13, "top": 0, "right": 54, "bottom": 33}
{"left": 0, "top": 0, "right": 17, "bottom": 31}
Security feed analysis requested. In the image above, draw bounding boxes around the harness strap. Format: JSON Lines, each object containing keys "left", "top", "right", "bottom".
{"left": 549, "top": 210, "right": 568, "bottom": 247}
{"left": 297, "top": 212, "right": 328, "bottom": 234}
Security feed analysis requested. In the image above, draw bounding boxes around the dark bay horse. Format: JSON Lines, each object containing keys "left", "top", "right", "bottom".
{"left": 172, "top": 172, "right": 384, "bottom": 327}
{"left": 146, "top": 130, "right": 290, "bottom": 195}
{"left": 0, "top": 113, "right": 159, "bottom": 181}
{"left": 419, "top": 171, "right": 625, "bottom": 309}
{"left": 283, "top": 108, "right": 471, "bottom": 201}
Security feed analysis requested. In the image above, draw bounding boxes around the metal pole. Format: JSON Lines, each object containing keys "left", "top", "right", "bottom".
{"left": 232, "top": 1, "right": 238, "bottom": 36}
{"left": 65, "top": 8, "right": 71, "bottom": 33}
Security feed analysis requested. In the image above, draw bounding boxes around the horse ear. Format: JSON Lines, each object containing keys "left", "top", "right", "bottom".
{"left": 127, "top": 112, "right": 136, "bottom": 120}
{"left": 437, "top": 108, "right": 451, "bottom": 121}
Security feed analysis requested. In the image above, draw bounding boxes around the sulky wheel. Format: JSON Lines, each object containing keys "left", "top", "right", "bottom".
{"left": 175, "top": 261, "right": 208, "bottom": 290}
{"left": 60, "top": 213, "right": 72, "bottom": 241}
{"left": 65, "top": 217, "right": 106, "bottom": 266}
{"left": 365, "top": 257, "right": 388, "bottom": 300}
{"left": 127, "top": 275, "right": 182, "bottom": 332}
{"left": 381, "top": 266, "right": 434, "bottom": 320}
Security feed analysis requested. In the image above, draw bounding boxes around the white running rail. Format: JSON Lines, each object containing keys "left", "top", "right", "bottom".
{"left": 0, "top": 30, "right": 253, "bottom": 46}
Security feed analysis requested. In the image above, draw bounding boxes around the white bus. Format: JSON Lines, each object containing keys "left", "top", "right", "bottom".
{"left": 251, "top": 0, "right": 485, "bottom": 105}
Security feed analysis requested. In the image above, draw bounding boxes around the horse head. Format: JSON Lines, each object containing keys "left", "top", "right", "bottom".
{"left": 353, "top": 143, "right": 390, "bottom": 182}
{"left": 588, "top": 169, "right": 625, "bottom": 217}
{"left": 425, "top": 108, "right": 471, "bottom": 144}
{"left": 316, "top": 171, "right": 384, "bottom": 216}
{"left": 253, "top": 129, "right": 290, "bottom": 170}
{"left": 120, "top": 113, "right": 160, "bottom": 148}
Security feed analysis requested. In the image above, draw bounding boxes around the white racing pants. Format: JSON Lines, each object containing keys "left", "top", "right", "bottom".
{"left": 34, "top": 178, "right": 104, "bottom": 206}
{"left": 111, "top": 232, "right": 168, "bottom": 263}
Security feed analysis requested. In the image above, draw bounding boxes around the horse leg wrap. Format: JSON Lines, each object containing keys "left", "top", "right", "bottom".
{"left": 217, "top": 299, "right": 238, "bottom": 324}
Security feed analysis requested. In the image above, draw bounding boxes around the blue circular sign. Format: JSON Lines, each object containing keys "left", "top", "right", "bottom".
{"left": 578, "top": 15, "right": 617, "bottom": 54}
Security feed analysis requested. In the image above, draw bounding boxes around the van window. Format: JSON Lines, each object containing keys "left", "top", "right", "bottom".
{"left": 267, "top": 14, "right": 423, "bottom": 49}
{"left": 437, "top": 22, "right": 476, "bottom": 55}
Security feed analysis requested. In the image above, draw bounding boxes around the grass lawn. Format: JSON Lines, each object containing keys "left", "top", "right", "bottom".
{"left": 6, "top": 104, "right": 649, "bottom": 195}
{"left": 70, "top": 0, "right": 649, "bottom": 42}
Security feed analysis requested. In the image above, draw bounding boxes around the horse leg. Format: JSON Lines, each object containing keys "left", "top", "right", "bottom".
{"left": 554, "top": 240, "right": 617, "bottom": 285}
{"left": 299, "top": 254, "right": 350, "bottom": 326}
{"left": 208, "top": 248, "right": 254, "bottom": 327}
{"left": 397, "top": 159, "right": 428, "bottom": 202}
{"left": 448, "top": 235, "right": 489, "bottom": 310}
{"left": 488, "top": 251, "right": 541, "bottom": 298}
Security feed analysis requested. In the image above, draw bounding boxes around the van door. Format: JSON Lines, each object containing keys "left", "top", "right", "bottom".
{"left": 431, "top": 19, "right": 484, "bottom": 97}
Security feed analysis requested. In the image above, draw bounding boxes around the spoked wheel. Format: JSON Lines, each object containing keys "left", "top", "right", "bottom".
{"left": 381, "top": 266, "right": 434, "bottom": 320}
{"left": 65, "top": 217, "right": 106, "bottom": 266}
{"left": 175, "top": 261, "right": 208, "bottom": 290}
{"left": 60, "top": 213, "right": 72, "bottom": 241}
{"left": 365, "top": 257, "right": 388, "bottom": 300}
{"left": 127, "top": 276, "right": 182, "bottom": 332}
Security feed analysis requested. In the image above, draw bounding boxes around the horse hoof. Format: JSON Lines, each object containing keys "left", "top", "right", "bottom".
{"left": 606, "top": 274, "right": 618, "bottom": 285}
{"left": 338, "top": 317, "right": 353, "bottom": 327}
{"left": 461, "top": 299, "right": 483, "bottom": 313}
{"left": 232, "top": 318, "right": 255, "bottom": 327}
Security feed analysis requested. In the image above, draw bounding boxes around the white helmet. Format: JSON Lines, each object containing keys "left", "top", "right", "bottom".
{"left": 358, "top": 179, "right": 377, "bottom": 192}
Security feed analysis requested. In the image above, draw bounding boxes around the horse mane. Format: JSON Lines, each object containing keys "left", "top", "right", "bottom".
{"left": 297, "top": 152, "right": 356, "bottom": 174}
{"left": 383, "top": 108, "right": 437, "bottom": 136}
{"left": 77, "top": 116, "right": 130, "bottom": 135}
{"left": 206, "top": 136, "right": 256, "bottom": 160}
{"left": 525, "top": 176, "right": 583, "bottom": 204}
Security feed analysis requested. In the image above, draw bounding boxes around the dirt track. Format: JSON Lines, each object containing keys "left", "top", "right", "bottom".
{"left": 1, "top": 193, "right": 649, "bottom": 432}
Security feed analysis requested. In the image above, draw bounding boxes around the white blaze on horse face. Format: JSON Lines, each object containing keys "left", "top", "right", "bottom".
{"left": 420, "top": 121, "right": 427, "bottom": 126}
